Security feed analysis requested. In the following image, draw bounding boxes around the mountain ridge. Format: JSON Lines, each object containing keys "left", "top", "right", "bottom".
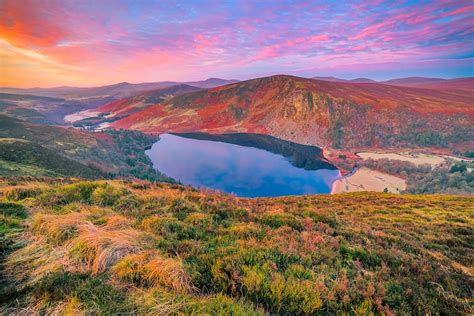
{"left": 108, "top": 74, "right": 473, "bottom": 151}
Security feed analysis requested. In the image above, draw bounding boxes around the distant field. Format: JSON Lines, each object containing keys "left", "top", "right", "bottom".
{"left": 357, "top": 152, "right": 446, "bottom": 166}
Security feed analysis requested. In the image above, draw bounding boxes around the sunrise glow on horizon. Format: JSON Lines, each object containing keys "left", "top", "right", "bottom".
{"left": 1, "top": 0, "right": 473, "bottom": 88}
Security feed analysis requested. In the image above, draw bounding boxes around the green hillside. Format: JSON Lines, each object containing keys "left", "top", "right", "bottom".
{"left": 0, "top": 115, "right": 169, "bottom": 182}
{"left": 0, "top": 139, "right": 103, "bottom": 178}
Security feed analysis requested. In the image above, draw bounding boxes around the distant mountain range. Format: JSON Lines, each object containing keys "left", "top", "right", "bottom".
{"left": 0, "top": 78, "right": 238, "bottom": 124}
{"left": 0, "top": 78, "right": 239, "bottom": 100}
{"left": 312, "top": 76, "right": 473, "bottom": 91}
{"left": 1, "top": 75, "right": 472, "bottom": 152}
{"left": 380, "top": 77, "right": 474, "bottom": 90}
{"left": 312, "top": 76, "right": 377, "bottom": 83}
{"left": 2, "top": 76, "right": 470, "bottom": 102}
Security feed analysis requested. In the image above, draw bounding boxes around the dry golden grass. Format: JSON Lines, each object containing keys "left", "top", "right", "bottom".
{"left": 114, "top": 250, "right": 192, "bottom": 293}
{"left": 5, "top": 240, "right": 65, "bottom": 287}
{"left": 68, "top": 222, "right": 143, "bottom": 274}
{"left": 127, "top": 287, "right": 186, "bottom": 315}
{"left": 103, "top": 214, "right": 133, "bottom": 230}
{"left": 31, "top": 212, "right": 88, "bottom": 244}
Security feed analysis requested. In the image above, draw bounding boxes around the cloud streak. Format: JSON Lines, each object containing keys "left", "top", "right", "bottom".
{"left": 0, "top": 0, "right": 472, "bottom": 87}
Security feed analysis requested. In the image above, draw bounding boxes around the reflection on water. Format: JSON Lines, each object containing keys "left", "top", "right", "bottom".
{"left": 146, "top": 133, "right": 341, "bottom": 197}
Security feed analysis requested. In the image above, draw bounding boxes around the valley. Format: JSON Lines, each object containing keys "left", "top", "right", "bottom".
{"left": 1, "top": 74, "right": 473, "bottom": 196}
{"left": 2, "top": 2, "right": 473, "bottom": 314}
{"left": 54, "top": 74, "right": 474, "bottom": 196}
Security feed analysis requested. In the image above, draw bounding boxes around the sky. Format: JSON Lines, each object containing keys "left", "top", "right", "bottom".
{"left": 1, "top": 0, "right": 473, "bottom": 88}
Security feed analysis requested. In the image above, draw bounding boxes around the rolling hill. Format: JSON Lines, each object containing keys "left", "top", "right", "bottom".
{"left": 0, "top": 93, "right": 100, "bottom": 125}
{"left": 109, "top": 75, "right": 473, "bottom": 151}
{"left": 93, "top": 84, "right": 203, "bottom": 118}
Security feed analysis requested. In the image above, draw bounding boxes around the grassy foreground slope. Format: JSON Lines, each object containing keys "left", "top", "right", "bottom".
{"left": 0, "top": 115, "right": 168, "bottom": 181}
{"left": 1, "top": 179, "right": 472, "bottom": 315}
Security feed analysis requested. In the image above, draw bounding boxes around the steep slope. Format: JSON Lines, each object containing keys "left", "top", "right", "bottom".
{"left": 175, "top": 132, "right": 336, "bottom": 170}
{"left": 1, "top": 80, "right": 236, "bottom": 125}
{"left": 112, "top": 75, "right": 474, "bottom": 151}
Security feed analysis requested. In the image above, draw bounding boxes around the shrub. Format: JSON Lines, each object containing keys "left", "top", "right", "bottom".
{"left": 113, "top": 194, "right": 142, "bottom": 214}
{"left": 240, "top": 265, "right": 323, "bottom": 314}
{"left": 143, "top": 216, "right": 196, "bottom": 240}
{"left": 184, "top": 212, "right": 213, "bottom": 229}
{"left": 68, "top": 222, "right": 142, "bottom": 274}
{"left": 113, "top": 250, "right": 191, "bottom": 293}
{"left": 188, "top": 293, "right": 265, "bottom": 315}
{"left": 170, "top": 198, "right": 200, "bottom": 220}
{"left": 0, "top": 202, "right": 28, "bottom": 218}
{"left": 38, "top": 182, "right": 100, "bottom": 206}
{"left": 91, "top": 184, "right": 126, "bottom": 206}
{"left": 308, "top": 211, "right": 338, "bottom": 228}
{"left": 32, "top": 212, "right": 86, "bottom": 244}
{"left": 260, "top": 213, "right": 303, "bottom": 230}
{"left": 340, "top": 245, "right": 382, "bottom": 269}
{"left": 463, "top": 151, "right": 474, "bottom": 158}
{"left": 5, "top": 187, "right": 43, "bottom": 201}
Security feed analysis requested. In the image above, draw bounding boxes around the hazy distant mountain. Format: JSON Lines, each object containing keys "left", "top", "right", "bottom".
{"left": 311, "top": 76, "right": 347, "bottom": 82}
{"left": 184, "top": 78, "right": 239, "bottom": 88}
{"left": 349, "top": 78, "right": 377, "bottom": 83}
{"left": 108, "top": 74, "right": 473, "bottom": 151}
{"left": 312, "top": 76, "right": 472, "bottom": 90}
{"left": 381, "top": 77, "right": 474, "bottom": 91}
{"left": 0, "top": 82, "right": 179, "bottom": 100}
{"left": 312, "top": 76, "right": 376, "bottom": 83}
{"left": 0, "top": 78, "right": 239, "bottom": 100}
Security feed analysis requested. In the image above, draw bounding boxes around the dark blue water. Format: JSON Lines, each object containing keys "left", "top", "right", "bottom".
{"left": 146, "top": 133, "right": 341, "bottom": 197}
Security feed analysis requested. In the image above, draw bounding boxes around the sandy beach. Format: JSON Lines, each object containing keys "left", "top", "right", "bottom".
{"left": 332, "top": 167, "right": 406, "bottom": 194}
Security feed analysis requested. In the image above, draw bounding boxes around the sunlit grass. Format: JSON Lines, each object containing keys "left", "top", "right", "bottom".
{"left": 0, "top": 179, "right": 472, "bottom": 314}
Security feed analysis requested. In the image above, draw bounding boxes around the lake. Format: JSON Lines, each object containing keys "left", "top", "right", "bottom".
{"left": 145, "top": 133, "right": 341, "bottom": 197}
